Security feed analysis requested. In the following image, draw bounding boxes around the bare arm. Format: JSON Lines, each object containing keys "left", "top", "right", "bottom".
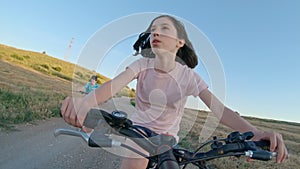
{"left": 198, "top": 88, "right": 288, "bottom": 162}
{"left": 61, "top": 68, "right": 136, "bottom": 127}
{"left": 199, "top": 88, "right": 260, "bottom": 134}
{"left": 83, "top": 68, "right": 135, "bottom": 107}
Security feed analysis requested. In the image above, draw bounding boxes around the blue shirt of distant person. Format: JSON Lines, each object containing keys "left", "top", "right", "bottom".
{"left": 84, "top": 75, "right": 99, "bottom": 94}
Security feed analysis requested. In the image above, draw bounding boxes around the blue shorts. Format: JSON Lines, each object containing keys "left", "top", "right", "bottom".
{"left": 134, "top": 125, "right": 179, "bottom": 148}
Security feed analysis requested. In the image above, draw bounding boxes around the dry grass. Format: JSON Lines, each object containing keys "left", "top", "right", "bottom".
{"left": 0, "top": 44, "right": 135, "bottom": 130}
{"left": 0, "top": 59, "right": 69, "bottom": 130}
{"left": 0, "top": 43, "right": 110, "bottom": 84}
{"left": 178, "top": 109, "right": 300, "bottom": 169}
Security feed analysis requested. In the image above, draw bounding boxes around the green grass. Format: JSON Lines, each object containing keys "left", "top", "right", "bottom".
{"left": 0, "top": 43, "right": 110, "bottom": 84}
{"left": 0, "top": 88, "right": 64, "bottom": 130}
{"left": 0, "top": 43, "right": 136, "bottom": 130}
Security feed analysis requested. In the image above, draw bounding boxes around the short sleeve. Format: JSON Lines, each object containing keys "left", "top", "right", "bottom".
{"left": 126, "top": 59, "right": 142, "bottom": 79}
{"left": 126, "top": 58, "right": 151, "bottom": 79}
{"left": 186, "top": 71, "right": 208, "bottom": 97}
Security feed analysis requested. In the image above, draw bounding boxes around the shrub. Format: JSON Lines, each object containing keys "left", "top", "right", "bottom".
{"left": 52, "top": 66, "right": 62, "bottom": 72}
{"left": 31, "top": 64, "right": 50, "bottom": 74}
{"left": 130, "top": 98, "right": 135, "bottom": 107}
{"left": 23, "top": 55, "right": 30, "bottom": 59}
{"left": 75, "top": 71, "right": 84, "bottom": 78}
{"left": 10, "top": 54, "right": 24, "bottom": 61}
{"left": 40, "top": 64, "right": 49, "bottom": 69}
{"left": 52, "top": 71, "right": 73, "bottom": 81}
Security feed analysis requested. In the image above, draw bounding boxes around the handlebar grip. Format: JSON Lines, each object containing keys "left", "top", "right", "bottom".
{"left": 157, "top": 145, "right": 180, "bottom": 169}
{"left": 159, "top": 160, "right": 180, "bottom": 169}
{"left": 83, "top": 109, "right": 111, "bottom": 128}
{"left": 247, "top": 150, "right": 273, "bottom": 161}
{"left": 87, "top": 117, "right": 113, "bottom": 148}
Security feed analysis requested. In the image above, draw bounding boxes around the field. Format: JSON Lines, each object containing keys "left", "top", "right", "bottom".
{"left": 0, "top": 44, "right": 299, "bottom": 168}
{"left": 0, "top": 44, "right": 135, "bottom": 130}
{"left": 178, "top": 109, "right": 300, "bottom": 168}
{"left": 0, "top": 59, "right": 68, "bottom": 129}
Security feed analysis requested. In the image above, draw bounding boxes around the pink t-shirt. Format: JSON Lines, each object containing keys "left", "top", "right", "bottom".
{"left": 127, "top": 58, "right": 208, "bottom": 141}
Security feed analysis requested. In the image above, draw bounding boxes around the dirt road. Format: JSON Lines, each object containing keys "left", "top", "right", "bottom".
{"left": 0, "top": 97, "right": 137, "bottom": 169}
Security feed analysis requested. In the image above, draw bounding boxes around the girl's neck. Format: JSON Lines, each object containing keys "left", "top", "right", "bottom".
{"left": 154, "top": 54, "right": 176, "bottom": 73}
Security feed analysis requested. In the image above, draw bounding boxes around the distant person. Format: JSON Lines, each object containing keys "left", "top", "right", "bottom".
{"left": 81, "top": 75, "right": 99, "bottom": 94}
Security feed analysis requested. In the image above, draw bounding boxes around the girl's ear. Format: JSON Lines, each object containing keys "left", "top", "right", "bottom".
{"left": 177, "top": 39, "right": 185, "bottom": 48}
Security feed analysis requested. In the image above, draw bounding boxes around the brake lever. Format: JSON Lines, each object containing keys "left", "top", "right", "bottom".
{"left": 54, "top": 128, "right": 90, "bottom": 143}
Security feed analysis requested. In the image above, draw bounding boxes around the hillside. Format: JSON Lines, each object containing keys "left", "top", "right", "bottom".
{"left": 0, "top": 43, "right": 110, "bottom": 84}
{"left": 0, "top": 44, "right": 135, "bottom": 130}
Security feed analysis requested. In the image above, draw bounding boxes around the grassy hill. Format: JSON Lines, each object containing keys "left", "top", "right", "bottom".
{"left": 0, "top": 43, "right": 110, "bottom": 84}
{"left": 0, "top": 43, "right": 135, "bottom": 130}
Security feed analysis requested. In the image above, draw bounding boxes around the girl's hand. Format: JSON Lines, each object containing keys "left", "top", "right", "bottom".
{"left": 253, "top": 130, "right": 288, "bottom": 163}
{"left": 60, "top": 97, "right": 90, "bottom": 128}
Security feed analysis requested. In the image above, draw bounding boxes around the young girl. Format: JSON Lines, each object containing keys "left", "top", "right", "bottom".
{"left": 61, "top": 14, "right": 288, "bottom": 169}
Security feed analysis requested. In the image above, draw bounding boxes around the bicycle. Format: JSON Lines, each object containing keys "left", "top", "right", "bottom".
{"left": 54, "top": 108, "right": 277, "bottom": 169}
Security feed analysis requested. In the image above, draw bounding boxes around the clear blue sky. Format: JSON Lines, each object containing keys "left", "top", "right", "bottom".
{"left": 1, "top": 0, "right": 299, "bottom": 123}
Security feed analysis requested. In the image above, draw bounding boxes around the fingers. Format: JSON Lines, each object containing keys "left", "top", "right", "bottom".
{"left": 60, "top": 97, "right": 82, "bottom": 128}
{"left": 82, "top": 126, "right": 93, "bottom": 133}
{"left": 60, "top": 97, "right": 70, "bottom": 117}
{"left": 265, "top": 131, "right": 288, "bottom": 163}
{"left": 255, "top": 130, "right": 288, "bottom": 163}
{"left": 61, "top": 97, "right": 72, "bottom": 124}
{"left": 246, "top": 157, "right": 252, "bottom": 163}
{"left": 269, "top": 131, "right": 277, "bottom": 152}
{"left": 62, "top": 97, "right": 75, "bottom": 125}
{"left": 275, "top": 133, "right": 288, "bottom": 163}
{"left": 67, "top": 98, "right": 78, "bottom": 126}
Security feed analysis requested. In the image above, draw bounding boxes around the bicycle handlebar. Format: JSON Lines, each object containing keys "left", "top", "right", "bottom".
{"left": 55, "top": 108, "right": 277, "bottom": 169}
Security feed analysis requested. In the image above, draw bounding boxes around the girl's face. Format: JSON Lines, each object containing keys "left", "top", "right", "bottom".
{"left": 150, "top": 17, "right": 184, "bottom": 56}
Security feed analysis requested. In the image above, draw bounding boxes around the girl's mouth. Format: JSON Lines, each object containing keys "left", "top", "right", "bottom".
{"left": 152, "top": 39, "right": 161, "bottom": 44}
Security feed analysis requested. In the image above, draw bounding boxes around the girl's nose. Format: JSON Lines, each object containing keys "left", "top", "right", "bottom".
{"left": 151, "top": 30, "right": 160, "bottom": 37}
{"left": 153, "top": 32, "right": 159, "bottom": 37}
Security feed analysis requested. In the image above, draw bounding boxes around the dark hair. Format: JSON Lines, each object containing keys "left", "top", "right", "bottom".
{"left": 90, "top": 75, "right": 98, "bottom": 81}
{"left": 133, "top": 15, "right": 198, "bottom": 69}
